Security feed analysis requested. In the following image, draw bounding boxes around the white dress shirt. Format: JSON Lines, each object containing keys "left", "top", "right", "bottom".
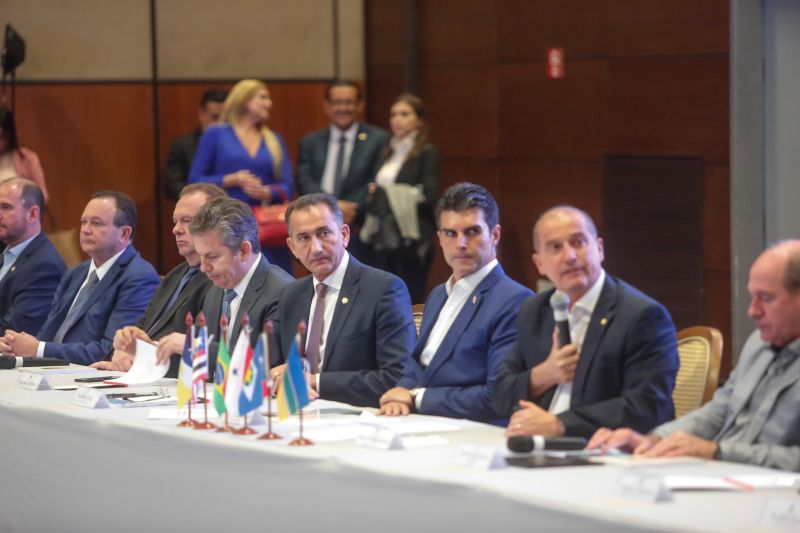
{"left": 375, "top": 133, "right": 416, "bottom": 187}
{"left": 39, "top": 246, "right": 129, "bottom": 357}
{"left": 320, "top": 123, "right": 358, "bottom": 195}
{"left": 548, "top": 269, "right": 606, "bottom": 414}
{"left": 413, "top": 259, "right": 498, "bottom": 409}
{"left": 306, "top": 251, "right": 350, "bottom": 392}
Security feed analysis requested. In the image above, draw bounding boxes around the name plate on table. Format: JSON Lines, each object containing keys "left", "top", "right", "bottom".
{"left": 356, "top": 425, "right": 403, "bottom": 450}
{"left": 16, "top": 371, "right": 51, "bottom": 391}
{"left": 759, "top": 498, "right": 800, "bottom": 530}
{"left": 453, "top": 444, "right": 506, "bottom": 470}
{"left": 614, "top": 471, "right": 672, "bottom": 503}
{"left": 72, "top": 386, "right": 110, "bottom": 409}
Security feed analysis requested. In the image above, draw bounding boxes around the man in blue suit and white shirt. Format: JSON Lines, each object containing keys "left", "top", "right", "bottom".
{"left": 494, "top": 205, "right": 679, "bottom": 438}
{"left": 0, "top": 178, "right": 66, "bottom": 336}
{"left": 589, "top": 240, "right": 800, "bottom": 471}
{"left": 377, "top": 183, "right": 532, "bottom": 423}
{"left": 271, "top": 193, "right": 415, "bottom": 408}
{"left": 0, "top": 191, "right": 159, "bottom": 364}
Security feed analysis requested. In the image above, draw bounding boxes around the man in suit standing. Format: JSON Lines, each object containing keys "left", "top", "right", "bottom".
{"left": 377, "top": 183, "right": 532, "bottom": 423}
{"left": 153, "top": 196, "right": 294, "bottom": 376}
{"left": 271, "top": 193, "right": 415, "bottom": 407}
{"left": 92, "top": 183, "right": 225, "bottom": 375}
{"left": 0, "top": 178, "right": 66, "bottom": 335}
{"left": 164, "top": 88, "right": 227, "bottom": 199}
{"left": 296, "top": 81, "right": 389, "bottom": 261}
{"left": 493, "top": 205, "right": 679, "bottom": 438}
{"left": 0, "top": 191, "right": 160, "bottom": 364}
{"left": 589, "top": 240, "right": 800, "bottom": 471}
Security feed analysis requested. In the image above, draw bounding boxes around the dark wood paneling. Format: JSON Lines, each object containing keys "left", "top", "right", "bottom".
{"left": 608, "top": 0, "right": 729, "bottom": 57}
{"left": 418, "top": 0, "right": 497, "bottom": 64}
{"left": 607, "top": 57, "right": 729, "bottom": 164}
{"left": 496, "top": 0, "right": 608, "bottom": 62}
{"left": 365, "top": 0, "right": 407, "bottom": 67}
{"left": 497, "top": 61, "right": 607, "bottom": 161}
{"left": 15, "top": 83, "right": 158, "bottom": 267}
{"left": 365, "top": 66, "right": 406, "bottom": 128}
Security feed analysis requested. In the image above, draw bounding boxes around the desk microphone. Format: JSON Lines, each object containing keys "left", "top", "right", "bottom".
{"left": 507, "top": 435, "right": 587, "bottom": 453}
{"left": 0, "top": 355, "right": 69, "bottom": 369}
{"left": 550, "top": 291, "right": 571, "bottom": 347}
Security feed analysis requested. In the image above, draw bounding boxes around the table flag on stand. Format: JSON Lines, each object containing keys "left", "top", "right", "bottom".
{"left": 239, "top": 328, "right": 266, "bottom": 416}
{"left": 276, "top": 325, "right": 310, "bottom": 421}
{"left": 225, "top": 315, "right": 252, "bottom": 418}
{"left": 177, "top": 312, "right": 195, "bottom": 409}
{"left": 213, "top": 315, "right": 230, "bottom": 417}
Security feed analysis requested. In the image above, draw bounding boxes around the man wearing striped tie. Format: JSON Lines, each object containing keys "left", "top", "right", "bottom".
{"left": 0, "top": 191, "right": 160, "bottom": 364}
{"left": 91, "top": 183, "right": 225, "bottom": 375}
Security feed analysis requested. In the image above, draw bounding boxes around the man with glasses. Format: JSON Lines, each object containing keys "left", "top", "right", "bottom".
{"left": 296, "top": 81, "right": 389, "bottom": 261}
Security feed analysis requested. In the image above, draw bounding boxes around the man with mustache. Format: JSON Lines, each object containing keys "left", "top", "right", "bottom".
{"left": 493, "top": 205, "right": 679, "bottom": 438}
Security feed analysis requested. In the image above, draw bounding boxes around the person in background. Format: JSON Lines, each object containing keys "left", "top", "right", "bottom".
{"left": 296, "top": 80, "right": 390, "bottom": 263}
{"left": 0, "top": 107, "right": 48, "bottom": 203}
{"left": 163, "top": 88, "right": 227, "bottom": 199}
{"left": 189, "top": 79, "right": 293, "bottom": 273}
{"left": 362, "top": 93, "right": 440, "bottom": 304}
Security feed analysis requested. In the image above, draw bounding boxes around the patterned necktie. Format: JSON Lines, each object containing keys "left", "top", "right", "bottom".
{"left": 305, "top": 283, "right": 328, "bottom": 373}
{"left": 149, "top": 266, "right": 199, "bottom": 333}
{"left": 221, "top": 288, "right": 237, "bottom": 326}
{"left": 333, "top": 135, "right": 346, "bottom": 197}
{"left": 53, "top": 270, "right": 100, "bottom": 343}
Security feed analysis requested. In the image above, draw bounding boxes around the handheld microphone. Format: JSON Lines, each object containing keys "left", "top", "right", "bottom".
{"left": 0, "top": 355, "right": 69, "bottom": 369}
{"left": 550, "top": 291, "right": 571, "bottom": 347}
{"left": 507, "top": 435, "right": 587, "bottom": 453}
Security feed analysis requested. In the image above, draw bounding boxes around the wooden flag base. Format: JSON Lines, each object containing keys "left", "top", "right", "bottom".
{"left": 288, "top": 437, "right": 314, "bottom": 446}
{"left": 232, "top": 426, "right": 257, "bottom": 435}
{"left": 258, "top": 431, "right": 282, "bottom": 440}
{"left": 193, "top": 421, "right": 217, "bottom": 430}
{"left": 177, "top": 419, "right": 196, "bottom": 427}
{"left": 215, "top": 425, "right": 233, "bottom": 432}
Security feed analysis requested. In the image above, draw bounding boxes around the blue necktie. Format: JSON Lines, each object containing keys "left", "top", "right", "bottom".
{"left": 53, "top": 270, "right": 99, "bottom": 343}
{"left": 221, "top": 288, "right": 237, "bottom": 326}
{"left": 149, "top": 266, "right": 198, "bottom": 333}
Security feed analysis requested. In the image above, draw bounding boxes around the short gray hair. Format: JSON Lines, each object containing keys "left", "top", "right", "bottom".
{"left": 189, "top": 197, "right": 261, "bottom": 254}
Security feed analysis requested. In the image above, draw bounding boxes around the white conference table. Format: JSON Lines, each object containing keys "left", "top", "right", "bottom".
{"left": 1, "top": 366, "right": 797, "bottom": 533}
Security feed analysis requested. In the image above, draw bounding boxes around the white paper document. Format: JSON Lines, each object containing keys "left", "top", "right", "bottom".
{"left": 108, "top": 339, "right": 169, "bottom": 385}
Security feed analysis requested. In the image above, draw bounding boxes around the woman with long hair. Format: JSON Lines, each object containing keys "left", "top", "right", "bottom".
{"left": 0, "top": 107, "right": 48, "bottom": 202}
{"left": 189, "top": 79, "right": 293, "bottom": 272}
{"left": 364, "top": 93, "right": 441, "bottom": 303}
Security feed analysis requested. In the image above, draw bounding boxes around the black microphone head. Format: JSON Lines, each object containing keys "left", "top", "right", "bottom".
{"left": 0, "top": 355, "right": 17, "bottom": 370}
{"left": 550, "top": 291, "right": 570, "bottom": 321}
{"left": 507, "top": 435, "right": 533, "bottom": 453}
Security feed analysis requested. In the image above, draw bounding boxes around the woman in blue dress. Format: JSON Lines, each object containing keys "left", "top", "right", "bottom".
{"left": 189, "top": 79, "right": 293, "bottom": 272}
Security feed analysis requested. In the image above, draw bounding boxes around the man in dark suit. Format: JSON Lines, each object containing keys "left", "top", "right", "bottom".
{"left": 493, "top": 205, "right": 679, "bottom": 438}
{"left": 296, "top": 81, "right": 390, "bottom": 261}
{"left": 163, "top": 88, "right": 227, "bottom": 199}
{"left": 0, "top": 178, "right": 66, "bottom": 336}
{"left": 0, "top": 191, "right": 160, "bottom": 364}
{"left": 153, "top": 196, "right": 293, "bottom": 376}
{"left": 588, "top": 241, "right": 800, "bottom": 471}
{"left": 91, "top": 183, "right": 225, "bottom": 375}
{"left": 377, "top": 183, "right": 532, "bottom": 423}
{"left": 271, "top": 193, "right": 415, "bottom": 407}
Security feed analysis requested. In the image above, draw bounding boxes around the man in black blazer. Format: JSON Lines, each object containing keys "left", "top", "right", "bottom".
{"left": 493, "top": 205, "right": 679, "bottom": 438}
{"left": 271, "top": 193, "right": 415, "bottom": 407}
{"left": 296, "top": 81, "right": 390, "bottom": 261}
{"left": 0, "top": 178, "right": 66, "bottom": 336}
{"left": 92, "top": 183, "right": 225, "bottom": 375}
{"left": 153, "top": 196, "right": 293, "bottom": 376}
{"left": 163, "top": 88, "right": 227, "bottom": 199}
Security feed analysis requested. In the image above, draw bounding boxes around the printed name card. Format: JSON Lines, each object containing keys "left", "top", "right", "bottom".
{"left": 72, "top": 386, "right": 110, "bottom": 409}
{"left": 16, "top": 371, "right": 51, "bottom": 391}
{"left": 356, "top": 425, "right": 403, "bottom": 450}
{"left": 452, "top": 444, "right": 506, "bottom": 470}
{"left": 759, "top": 498, "right": 800, "bottom": 530}
{"left": 614, "top": 471, "right": 672, "bottom": 503}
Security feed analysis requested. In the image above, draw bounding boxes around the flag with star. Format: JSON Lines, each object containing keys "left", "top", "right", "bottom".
{"left": 276, "top": 330, "right": 310, "bottom": 420}
{"left": 239, "top": 330, "right": 266, "bottom": 415}
{"left": 213, "top": 322, "right": 230, "bottom": 416}
{"left": 224, "top": 320, "right": 252, "bottom": 417}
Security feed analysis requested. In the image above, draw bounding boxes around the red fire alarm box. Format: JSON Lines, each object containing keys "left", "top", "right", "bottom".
{"left": 547, "top": 47, "right": 564, "bottom": 79}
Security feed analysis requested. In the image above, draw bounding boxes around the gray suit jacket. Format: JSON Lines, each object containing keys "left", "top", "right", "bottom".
{"left": 655, "top": 330, "right": 800, "bottom": 471}
{"left": 204, "top": 256, "right": 294, "bottom": 379}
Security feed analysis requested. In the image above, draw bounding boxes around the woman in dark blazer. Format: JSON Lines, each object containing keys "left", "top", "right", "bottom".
{"left": 364, "top": 93, "right": 440, "bottom": 304}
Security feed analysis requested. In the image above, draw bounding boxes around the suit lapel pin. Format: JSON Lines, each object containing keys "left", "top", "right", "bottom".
{"left": 472, "top": 295, "right": 477, "bottom": 304}
{"left": 358, "top": 132, "right": 367, "bottom": 141}
{"left": 10, "top": 266, "right": 15, "bottom": 272}
{"left": 600, "top": 317, "right": 608, "bottom": 326}
{"left": 342, "top": 297, "right": 349, "bottom": 304}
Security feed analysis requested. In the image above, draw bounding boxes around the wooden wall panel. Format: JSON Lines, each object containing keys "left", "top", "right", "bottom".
{"left": 418, "top": 0, "right": 497, "bottom": 64}
{"left": 14, "top": 83, "right": 158, "bottom": 267}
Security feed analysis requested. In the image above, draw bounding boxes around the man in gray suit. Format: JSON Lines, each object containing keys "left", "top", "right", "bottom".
{"left": 296, "top": 81, "right": 390, "bottom": 262}
{"left": 589, "top": 240, "right": 800, "bottom": 471}
{"left": 154, "top": 196, "right": 293, "bottom": 376}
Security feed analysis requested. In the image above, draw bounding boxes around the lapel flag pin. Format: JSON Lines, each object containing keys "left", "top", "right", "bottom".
{"left": 342, "top": 297, "right": 349, "bottom": 304}
{"left": 600, "top": 318, "right": 608, "bottom": 326}
{"left": 358, "top": 132, "right": 367, "bottom": 141}
{"left": 472, "top": 295, "right": 477, "bottom": 304}
{"left": 10, "top": 266, "right": 15, "bottom": 272}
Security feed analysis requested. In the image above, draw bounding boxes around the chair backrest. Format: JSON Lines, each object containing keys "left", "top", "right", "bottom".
{"left": 412, "top": 303, "right": 425, "bottom": 335}
{"left": 673, "top": 326, "right": 723, "bottom": 418}
{"left": 47, "top": 228, "right": 84, "bottom": 269}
